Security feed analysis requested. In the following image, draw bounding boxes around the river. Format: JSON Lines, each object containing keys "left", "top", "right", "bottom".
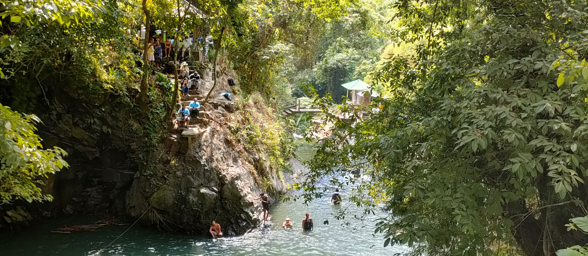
{"left": 0, "top": 141, "right": 407, "bottom": 256}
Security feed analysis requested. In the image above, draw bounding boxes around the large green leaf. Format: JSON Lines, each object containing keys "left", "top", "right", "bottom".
{"left": 556, "top": 248, "right": 587, "bottom": 256}
{"left": 558, "top": 72, "right": 566, "bottom": 86}
{"left": 571, "top": 216, "right": 588, "bottom": 232}
{"left": 10, "top": 16, "right": 21, "bottom": 23}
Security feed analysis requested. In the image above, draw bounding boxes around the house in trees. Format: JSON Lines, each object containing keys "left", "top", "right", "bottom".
{"left": 342, "top": 80, "right": 378, "bottom": 106}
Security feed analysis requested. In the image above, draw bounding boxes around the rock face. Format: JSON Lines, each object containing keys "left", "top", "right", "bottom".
{"left": 126, "top": 99, "right": 287, "bottom": 236}
{"left": 0, "top": 56, "right": 288, "bottom": 236}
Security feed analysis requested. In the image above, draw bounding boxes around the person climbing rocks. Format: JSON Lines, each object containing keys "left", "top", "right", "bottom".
{"left": 302, "top": 213, "right": 313, "bottom": 231}
{"left": 209, "top": 221, "right": 222, "bottom": 238}
{"left": 189, "top": 98, "right": 200, "bottom": 118}
{"left": 282, "top": 218, "right": 293, "bottom": 229}
{"left": 259, "top": 193, "right": 270, "bottom": 222}
{"left": 331, "top": 188, "right": 342, "bottom": 205}
{"left": 177, "top": 105, "right": 190, "bottom": 127}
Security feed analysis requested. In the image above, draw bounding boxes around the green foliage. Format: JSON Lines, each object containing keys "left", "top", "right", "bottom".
{"left": 0, "top": 0, "right": 103, "bottom": 63}
{"left": 557, "top": 247, "right": 588, "bottom": 256}
{"left": 0, "top": 0, "right": 170, "bottom": 186}
{"left": 3, "top": 206, "right": 32, "bottom": 223}
{"left": 304, "top": 0, "right": 588, "bottom": 255}
{"left": 276, "top": 1, "right": 387, "bottom": 103}
{"left": 0, "top": 0, "right": 101, "bottom": 28}
{"left": 556, "top": 216, "right": 588, "bottom": 256}
{"left": 294, "top": 0, "right": 352, "bottom": 21}
{"left": 291, "top": 113, "right": 313, "bottom": 134}
{"left": 230, "top": 93, "right": 295, "bottom": 171}
{"left": 0, "top": 104, "right": 68, "bottom": 204}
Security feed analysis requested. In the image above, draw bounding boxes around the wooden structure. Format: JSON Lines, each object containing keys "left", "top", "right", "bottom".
{"left": 282, "top": 97, "right": 321, "bottom": 116}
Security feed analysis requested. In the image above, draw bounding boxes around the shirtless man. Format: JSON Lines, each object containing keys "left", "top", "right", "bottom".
{"left": 302, "top": 213, "right": 313, "bottom": 231}
{"left": 259, "top": 193, "right": 270, "bottom": 222}
{"left": 209, "top": 221, "right": 222, "bottom": 238}
{"left": 282, "top": 218, "right": 293, "bottom": 229}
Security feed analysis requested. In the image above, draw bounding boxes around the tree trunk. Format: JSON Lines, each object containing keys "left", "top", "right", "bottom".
{"left": 165, "top": 0, "right": 184, "bottom": 129}
{"left": 204, "top": 27, "right": 225, "bottom": 103}
{"left": 140, "top": 0, "right": 151, "bottom": 112}
{"left": 507, "top": 199, "right": 543, "bottom": 256}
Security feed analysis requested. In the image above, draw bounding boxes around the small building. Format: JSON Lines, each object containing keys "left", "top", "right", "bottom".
{"left": 342, "top": 80, "right": 378, "bottom": 106}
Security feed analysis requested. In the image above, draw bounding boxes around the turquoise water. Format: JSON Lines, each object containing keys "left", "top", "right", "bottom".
{"left": 0, "top": 190, "right": 406, "bottom": 256}
{"left": 0, "top": 141, "right": 407, "bottom": 255}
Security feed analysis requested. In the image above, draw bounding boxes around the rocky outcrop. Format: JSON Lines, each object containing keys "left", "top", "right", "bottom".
{"left": 126, "top": 97, "right": 288, "bottom": 236}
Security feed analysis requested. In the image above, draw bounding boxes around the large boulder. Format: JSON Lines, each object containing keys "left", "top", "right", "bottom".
{"left": 126, "top": 104, "right": 286, "bottom": 236}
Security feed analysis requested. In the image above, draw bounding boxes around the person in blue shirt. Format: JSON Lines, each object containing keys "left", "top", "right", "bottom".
{"left": 177, "top": 105, "right": 191, "bottom": 126}
{"left": 222, "top": 92, "right": 232, "bottom": 101}
{"left": 189, "top": 98, "right": 200, "bottom": 118}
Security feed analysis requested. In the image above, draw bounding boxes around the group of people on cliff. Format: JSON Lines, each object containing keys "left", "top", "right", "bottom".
{"left": 208, "top": 189, "right": 342, "bottom": 238}
{"left": 144, "top": 30, "right": 200, "bottom": 70}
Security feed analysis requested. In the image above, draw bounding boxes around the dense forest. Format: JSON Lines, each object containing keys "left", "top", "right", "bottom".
{"left": 2, "top": 0, "right": 588, "bottom": 255}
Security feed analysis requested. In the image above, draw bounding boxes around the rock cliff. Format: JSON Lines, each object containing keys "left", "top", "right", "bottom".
{"left": 126, "top": 77, "right": 290, "bottom": 236}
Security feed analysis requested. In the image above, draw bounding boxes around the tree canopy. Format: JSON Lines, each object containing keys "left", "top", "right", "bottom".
{"left": 302, "top": 0, "right": 588, "bottom": 255}
{"left": 5, "top": 0, "right": 588, "bottom": 254}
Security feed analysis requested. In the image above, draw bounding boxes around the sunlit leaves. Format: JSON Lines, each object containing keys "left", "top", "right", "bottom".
{"left": 0, "top": 104, "right": 68, "bottom": 204}
{"left": 558, "top": 72, "right": 565, "bottom": 86}
{"left": 294, "top": 0, "right": 352, "bottom": 20}
{"left": 306, "top": 0, "right": 588, "bottom": 255}
{"left": 0, "top": 0, "right": 101, "bottom": 29}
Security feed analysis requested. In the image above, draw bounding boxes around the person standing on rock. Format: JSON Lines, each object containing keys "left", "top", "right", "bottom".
{"left": 259, "top": 193, "right": 270, "bottom": 222}
{"left": 209, "top": 221, "right": 222, "bottom": 239}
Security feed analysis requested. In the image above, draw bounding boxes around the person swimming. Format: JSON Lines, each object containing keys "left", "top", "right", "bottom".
{"left": 282, "top": 218, "right": 293, "bottom": 229}
{"left": 331, "top": 188, "right": 342, "bottom": 205}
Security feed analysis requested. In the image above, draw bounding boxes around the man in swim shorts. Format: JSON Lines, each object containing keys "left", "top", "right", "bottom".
{"left": 209, "top": 221, "right": 222, "bottom": 238}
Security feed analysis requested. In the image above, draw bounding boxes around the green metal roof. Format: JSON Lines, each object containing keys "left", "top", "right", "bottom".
{"left": 341, "top": 79, "right": 370, "bottom": 91}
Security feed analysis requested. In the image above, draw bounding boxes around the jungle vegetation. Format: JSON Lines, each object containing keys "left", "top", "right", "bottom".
{"left": 3, "top": 0, "right": 588, "bottom": 255}
{"left": 301, "top": 0, "right": 588, "bottom": 256}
